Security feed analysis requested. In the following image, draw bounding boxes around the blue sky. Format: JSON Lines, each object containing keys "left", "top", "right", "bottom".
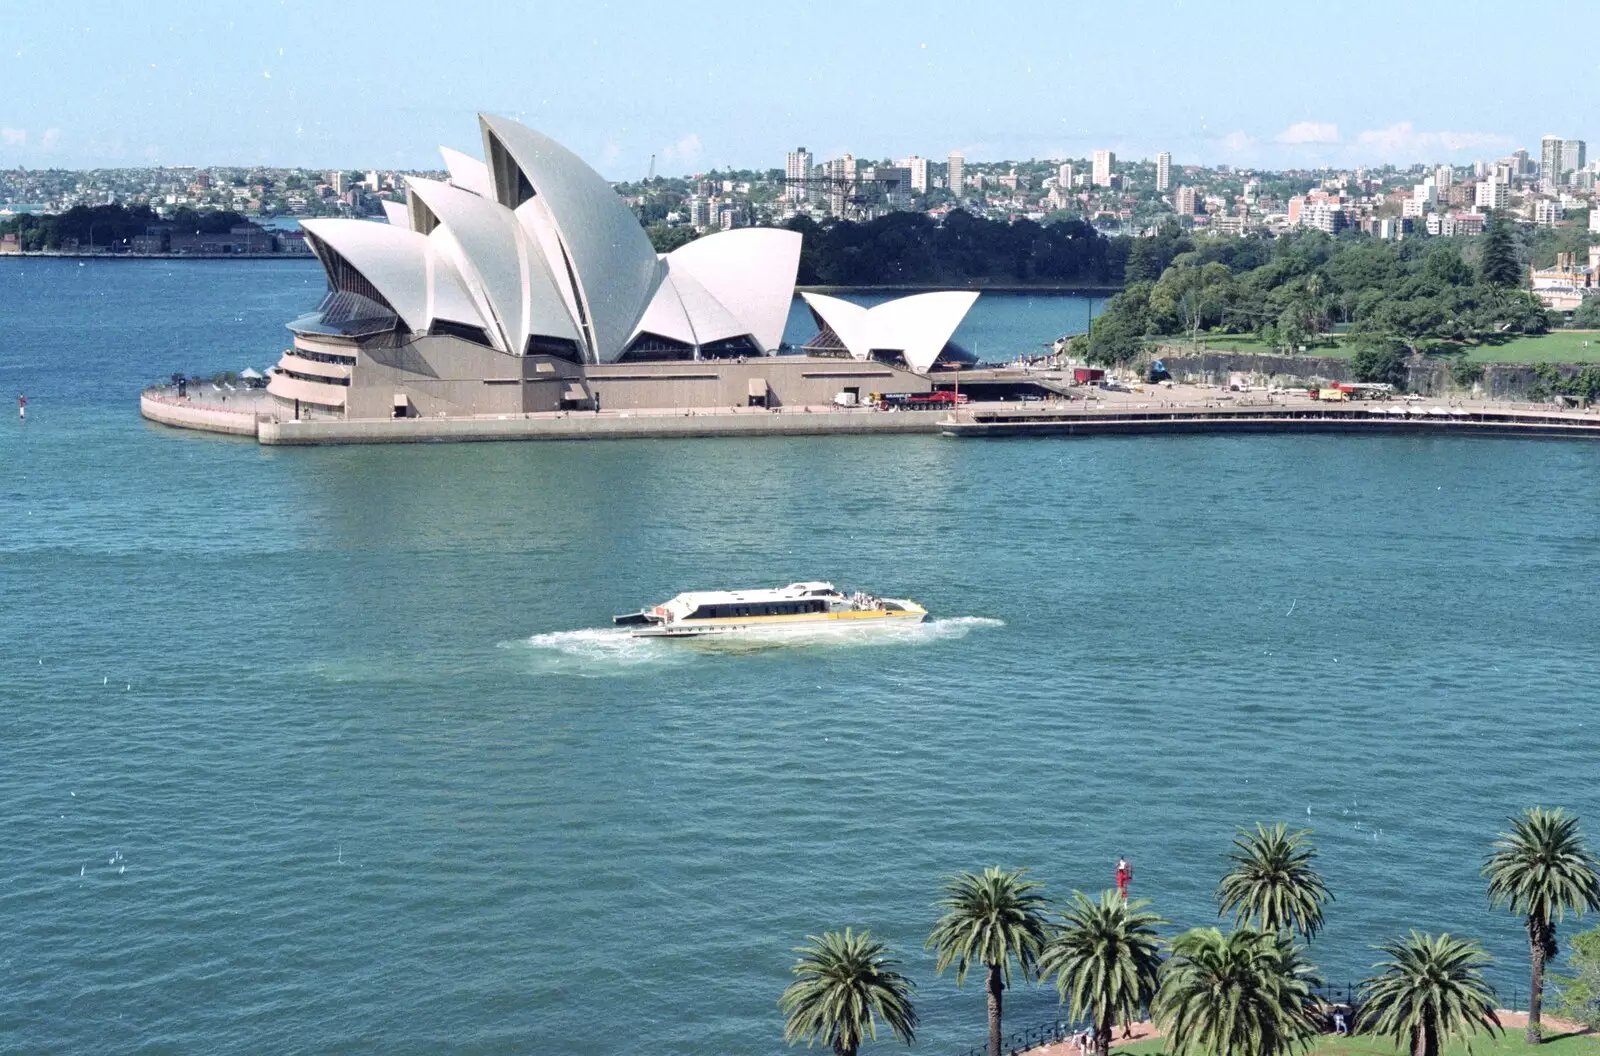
{"left": 3, "top": 0, "right": 1596, "bottom": 176}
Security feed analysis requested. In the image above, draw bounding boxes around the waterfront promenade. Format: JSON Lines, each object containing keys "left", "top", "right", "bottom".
{"left": 141, "top": 380, "right": 1600, "bottom": 445}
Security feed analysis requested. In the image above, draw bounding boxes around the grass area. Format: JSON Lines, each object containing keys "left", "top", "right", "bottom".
{"left": 1149, "top": 332, "right": 1600, "bottom": 365}
{"left": 1444, "top": 332, "right": 1600, "bottom": 364}
{"left": 1119, "top": 1028, "right": 1600, "bottom": 1056}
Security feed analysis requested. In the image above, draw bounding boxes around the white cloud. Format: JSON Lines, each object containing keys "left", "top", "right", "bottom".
{"left": 1217, "top": 130, "right": 1255, "bottom": 153}
{"left": 661, "top": 132, "right": 702, "bottom": 167}
{"left": 1276, "top": 121, "right": 1339, "bottom": 144}
{"left": 37, "top": 128, "right": 61, "bottom": 152}
{"left": 1, "top": 127, "right": 24, "bottom": 147}
{"left": 1356, "top": 122, "right": 1511, "bottom": 158}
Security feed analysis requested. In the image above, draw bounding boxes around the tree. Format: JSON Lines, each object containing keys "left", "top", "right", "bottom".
{"left": 779, "top": 929, "right": 917, "bottom": 1056}
{"left": 1038, "top": 891, "right": 1166, "bottom": 1056}
{"left": 1550, "top": 926, "right": 1600, "bottom": 1029}
{"left": 1217, "top": 824, "right": 1334, "bottom": 941}
{"left": 1480, "top": 216, "right": 1523, "bottom": 288}
{"left": 1153, "top": 927, "right": 1321, "bottom": 1056}
{"left": 645, "top": 223, "right": 699, "bottom": 254}
{"left": 1351, "top": 343, "right": 1409, "bottom": 389}
{"left": 1359, "top": 932, "right": 1501, "bottom": 1056}
{"left": 1485, "top": 808, "right": 1600, "bottom": 1043}
{"left": 927, "top": 867, "right": 1050, "bottom": 1056}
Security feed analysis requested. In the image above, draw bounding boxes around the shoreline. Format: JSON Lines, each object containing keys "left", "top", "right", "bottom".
{"left": 141, "top": 387, "right": 1600, "bottom": 446}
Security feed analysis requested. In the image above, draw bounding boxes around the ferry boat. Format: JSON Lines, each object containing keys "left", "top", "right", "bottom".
{"left": 613, "top": 581, "right": 927, "bottom": 638}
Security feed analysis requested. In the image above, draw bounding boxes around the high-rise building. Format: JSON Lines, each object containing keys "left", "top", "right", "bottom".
{"left": 1175, "top": 185, "right": 1198, "bottom": 215}
{"left": 785, "top": 147, "right": 813, "bottom": 202}
{"left": 1541, "top": 136, "right": 1564, "bottom": 181}
{"left": 1057, "top": 162, "right": 1074, "bottom": 189}
{"left": 330, "top": 171, "right": 348, "bottom": 195}
{"left": 1512, "top": 149, "right": 1531, "bottom": 176}
{"left": 899, "top": 155, "right": 929, "bottom": 194}
{"left": 1156, "top": 151, "right": 1172, "bottom": 192}
{"left": 947, "top": 152, "right": 964, "bottom": 198}
{"left": 826, "top": 154, "right": 857, "bottom": 215}
{"left": 1475, "top": 180, "right": 1509, "bottom": 211}
{"left": 365, "top": 170, "right": 381, "bottom": 191}
{"left": 1434, "top": 164, "right": 1454, "bottom": 187}
{"left": 1562, "top": 140, "right": 1587, "bottom": 179}
{"left": 1092, "top": 150, "right": 1115, "bottom": 188}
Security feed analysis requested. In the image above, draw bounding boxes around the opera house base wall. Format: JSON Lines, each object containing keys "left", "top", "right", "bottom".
{"left": 257, "top": 406, "right": 945, "bottom": 445}
{"left": 143, "top": 356, "right": 943, "bottom": 446}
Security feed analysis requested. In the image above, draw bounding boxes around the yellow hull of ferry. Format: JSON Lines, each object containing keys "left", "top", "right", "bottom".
{"left": 634, "top": 604, "right": 927, "bottom": 638}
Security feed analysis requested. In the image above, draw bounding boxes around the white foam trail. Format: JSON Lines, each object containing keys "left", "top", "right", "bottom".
{"left": 508, "top": 617, "right": 1003, "bottom": 675}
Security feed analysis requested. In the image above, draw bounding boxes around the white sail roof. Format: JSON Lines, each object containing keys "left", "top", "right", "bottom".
{"left": 439, "top": 146, "right": 492, "bottom": 198}
{"left": 801, "top": 291, "right": 980, "bottom": 373}
{"left": 666, "top": 229, "right": 801, "bottom": 352}
{"left": 479, "top": 113, "right": 662, "bottom": 362}
{"left": 379, "top": 200, "right": 410, "bottom": 227}
{"left": 300, "top": 218, "right": 431, "bottom": 332}
{"left": 405, "top": 176, "right": 581, "bottom": 355}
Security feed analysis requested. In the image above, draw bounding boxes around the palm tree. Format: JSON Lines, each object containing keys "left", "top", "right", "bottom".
{"left": 927, "top": 866, "right": 1050, "bottom": 1056}
{"left": 779, "top": 929, "right": 917, "bottom": 1056}
{"left": 1217, "top": 823, "right": 1334, "bottom": 941}
{"left": 1359, "top": 932, "right": 1501, "bottom": 1056}
{"left": 1484, "top": 807, "right": 1600, "bottom": 1043}
{"left": 1038, "top": 891, "right": 1166, "bottom": 1056}
{"left": 1153, "top": 926, "right": 1321, "bottom": 1056}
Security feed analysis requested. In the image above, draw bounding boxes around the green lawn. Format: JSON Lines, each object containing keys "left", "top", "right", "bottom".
{"left": 1148, "top": 332, "right": 1600, "bottom": 365}
{"left": 1119, "top": 1028, "right": 1599, "bottom": 1056}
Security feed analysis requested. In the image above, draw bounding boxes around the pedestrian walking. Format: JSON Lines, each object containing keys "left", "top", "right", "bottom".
{"left": 1115, "top": 856, "right": 1131, "bottom": 898}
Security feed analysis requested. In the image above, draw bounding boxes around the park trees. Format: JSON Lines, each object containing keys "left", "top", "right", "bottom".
{"left": 927, "top": 867, "right": 1050, "bottom": 1056}
{"left": 780, "top": 929, "right": 918, "bottom": 1056}
{"left": 1484, "top": 808, "right": 1600, "bottom": 1043}
{"left": 1038, "top": 892, "right": 1165, "bottom": 1056}
{"left": 1217, "top": 824, "right": 1334, "bottom": 941}
{"left": 1359, "top": 932, "right": 1501, "bottom": 1056}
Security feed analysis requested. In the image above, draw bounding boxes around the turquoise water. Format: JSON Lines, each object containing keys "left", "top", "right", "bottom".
{"left": 3, "top": 260, "right": 1599, "bottom": 1054}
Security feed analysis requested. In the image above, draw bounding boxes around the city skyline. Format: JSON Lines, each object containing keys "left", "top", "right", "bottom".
{"left": 3, "top": 0, "right": 1599, "bottom": 175}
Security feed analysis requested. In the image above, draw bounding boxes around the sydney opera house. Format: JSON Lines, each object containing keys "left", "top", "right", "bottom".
{"left": 266, "top": 114, "right": 978, "bottom": 423}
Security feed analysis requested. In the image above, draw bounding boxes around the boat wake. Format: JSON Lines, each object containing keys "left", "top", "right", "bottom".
{"left": 505, "top": 617, "right": 1003, "bottom": 676}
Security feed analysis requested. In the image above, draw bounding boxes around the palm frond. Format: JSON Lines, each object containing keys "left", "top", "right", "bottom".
{"left": 1039, "top": 890, "right": 1166, "bottom": 1034}
{"left": 1153, "top": 926, "right": 1321, "bottom": 1056}
{"left": 1358, "top": 931, "right": 1500, "bottom": 1056}
{"left": 779, "top": 928, "right": 917, "bottom": 1053}
{"left": 1484, "top": 807, "right": 1600, "bottom": 929}
{"left": 927, "top": 866, "right": 1051, "bottom": 987}
{"left": 1216, "top": 823, "right": 1334, "bottom": 940}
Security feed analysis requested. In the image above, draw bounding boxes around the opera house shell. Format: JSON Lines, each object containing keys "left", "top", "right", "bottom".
{"left": 799, "top": 291, "right": 980, "bottom": 373}
{"left": 268, "top": 114, "right": 814, "bottom": 420}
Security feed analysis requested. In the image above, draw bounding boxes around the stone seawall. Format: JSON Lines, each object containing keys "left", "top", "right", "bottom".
{"left": 140, "top": 392, "right": 263, "bottom": 437}
{"left": 1146, "top": 346, "right": 1598, "bottom": 400}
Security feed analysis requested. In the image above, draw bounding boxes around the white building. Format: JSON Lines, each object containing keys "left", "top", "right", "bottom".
{"left": 900, "top": 155, "right": 929, "bottom": 194}
{"left": 1475, "top": 180, "right": 1509, "bottom": 211}
{"left": 1057, "top": 162, "right": 1074, "bottom": 189}
{"left": 1562, "top": 140, "right": 1587, "bottom": 179}
{"left": 1534, "top": 199, "right": 1564, "bottom": 226}
{"left": 947, "top": 152, "right": 964, "bottom": 199}
{"left": 1156, "top": 151, "right": 1171, "bottom": 192}
{"left": 1541, "top": 136, "right": 1564, "bottom": 181}
{"left": 784, "top": 147, "right": 813, "bottom": 202}
{"left": 1175, "top": 185, "right": 1198, "bottom": 215}
{"left": 1092, "top": 150, "right": 1115, "bottom": 188}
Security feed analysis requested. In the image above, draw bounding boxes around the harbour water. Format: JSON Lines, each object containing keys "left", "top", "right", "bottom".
{"left": 3, "top": 259, "right": 1600, "bottom": 1053}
